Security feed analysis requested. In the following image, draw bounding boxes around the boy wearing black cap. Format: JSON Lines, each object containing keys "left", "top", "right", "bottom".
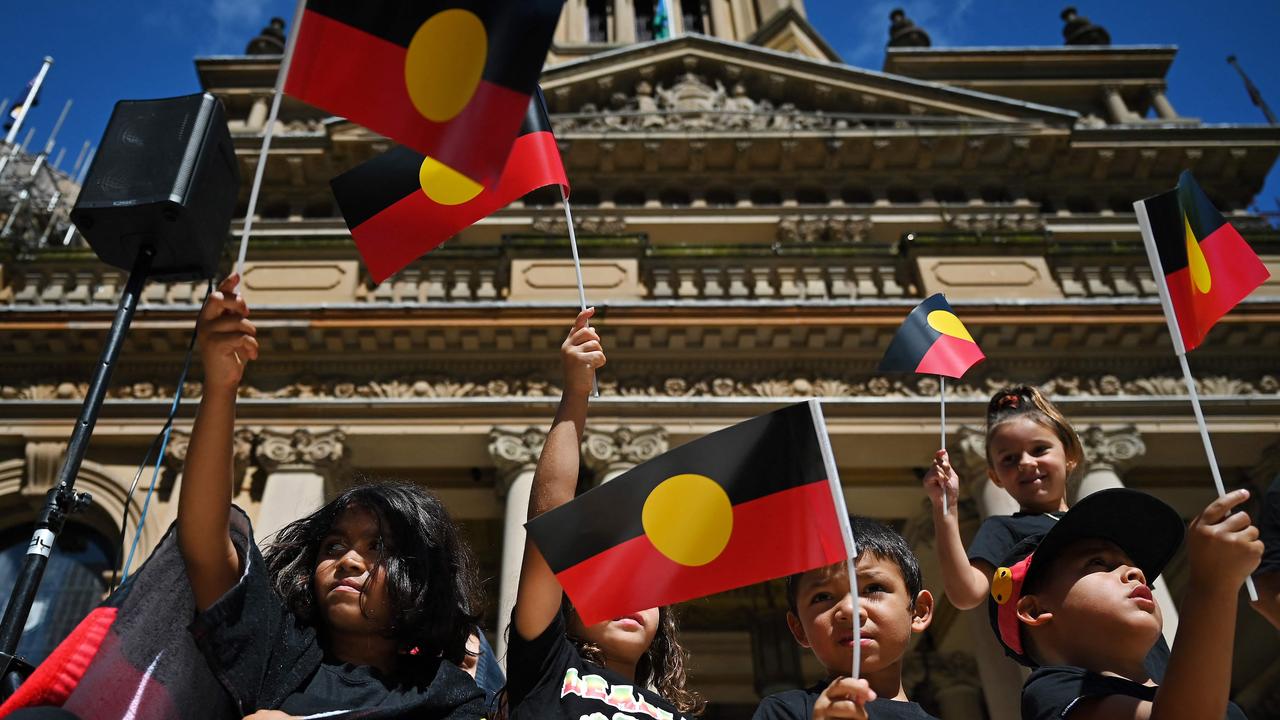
{"left": 988, "top": 487, "right": 1260, "bottom": 719}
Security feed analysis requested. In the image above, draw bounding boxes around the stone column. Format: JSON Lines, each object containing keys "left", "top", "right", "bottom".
{"left": 1148, "top": 86, "right": 1178, "bottom": 120}
{"left": 952, "top": 427, "right": 1025, "bottom": 720}
{"left": 253, "top": 428, "right": 347, "bottom": 544}
{"left": 489, "top": 426, "right": 546, "bottom": 660}
{"left": 613, "top": 0, "right": 637, "bottom": 42}
{"left": 164, "top": 427, "right": 256, "bottom": 522}
{"left": 1073, "top": 426, "right": 1178, "bottom": 645}
{"left": 581, "top": 426, "right": 668, "bottom": 484}
{"left": 246, "top": 96, "right": 270, "bottom": 131}
{"left": 708, "top": 0, "right": 735, "bottom": 39}
{"left": 1102, "top": 85, "right": 1138, "bottom": 124}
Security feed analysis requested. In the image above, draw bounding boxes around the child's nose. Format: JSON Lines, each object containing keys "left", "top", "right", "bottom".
{"left": 1122, "top": 564, "right": 1147, "bottom": 585}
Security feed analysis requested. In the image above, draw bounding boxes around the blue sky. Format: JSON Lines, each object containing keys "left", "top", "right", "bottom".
{"left": 3, "top": 0, "right": 1278, "bottom": 215}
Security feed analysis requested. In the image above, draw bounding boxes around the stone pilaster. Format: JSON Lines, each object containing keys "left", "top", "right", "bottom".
{"left": 581, "top": 426, "right": 668, "bottom": 484}
{"left": 489, "top": 426, "right": 546, "bottom": 660}
{"left": 253, "top": 428, "right": 347, "bottom": 543}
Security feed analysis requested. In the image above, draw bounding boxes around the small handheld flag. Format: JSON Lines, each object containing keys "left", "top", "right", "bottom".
{"left": 879, "top": 293, "right": 985, "bottom": 515}
{"left": 331, "top": 91, "right": 567, "bottom": 283}
{"left": 878, "top": 293, "right": 985, "bottom": 378}
{"left": 285, "top": 0, "right": 565, "bottom": 186}
{"left": 525, "top": 402, "right": 851, "bottom": 626}
{"left": 1134, "top": 171, "right": 1268, "bottom": 601}
{"left": 1134, "top": 170, "right": 1270, "bottom": 354}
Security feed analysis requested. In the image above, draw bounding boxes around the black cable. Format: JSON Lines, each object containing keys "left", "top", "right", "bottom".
{"left": 109, "top": 278, "right": 212, "bottom": 591}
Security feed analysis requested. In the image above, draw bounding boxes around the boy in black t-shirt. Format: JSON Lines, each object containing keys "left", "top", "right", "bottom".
{"left": 988, "top": 488, "right": 1259, "bottom": 720}
{"left": 1249, "top": 475, "right": 1280, "bottom": 630}
{"left": 753, "top": 517, "right": 939, "bottom": 720}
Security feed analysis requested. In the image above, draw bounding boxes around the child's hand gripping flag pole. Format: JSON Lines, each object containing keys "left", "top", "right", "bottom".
{"left": 878, "top": 293, "right": 986, "bottom": 515}
{"left": 1133, "top": 170, "right": 1270, "bottom": 601}
{"left": 524, "top": 400, "right": 860, "bottom": 673}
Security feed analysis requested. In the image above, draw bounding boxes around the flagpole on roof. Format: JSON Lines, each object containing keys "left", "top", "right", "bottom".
{"left": 939, "top": 376, "right": 948, "bottom": 516}
{"left": 807, "top": 399, "right": 861, "bottom": 681}
{"left": 4, "top": 57, "right": 51, "bottom": 146}
{"left": 1133, "top": 197, "right": 1258, "bottom": 602}
{"left": 233, "top": 0, "right": 307, "bottom": 287}
{"left": 561, "top": 187, "right": 601, "bottom": 398}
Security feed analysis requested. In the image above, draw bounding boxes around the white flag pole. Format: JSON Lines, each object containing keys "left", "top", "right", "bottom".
{"left": 561, "top": 186, "right": 600, "bottom": 398}
{"left": 233, "top": 0, "right": 307, "bottom": 287}
{"left": 1134, "top": 198, "right": 1257, "bottom": 601}
{"left": 940, "top": 375, "right": 948, "bottom": 516}
{"left": 808, "top": 399, "right": 861, "bottom": 682}
{"left": 0, "top": 57, "right": 53, "bottom": 183}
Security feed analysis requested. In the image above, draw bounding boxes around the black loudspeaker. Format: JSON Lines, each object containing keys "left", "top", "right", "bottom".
{"left": 70, "top": 92, "right": 240, "bottom": 280}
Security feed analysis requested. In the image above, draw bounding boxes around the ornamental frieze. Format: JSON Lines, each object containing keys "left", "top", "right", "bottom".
{"left": 3, "top": 372, "right": 1277, "bottom": 402}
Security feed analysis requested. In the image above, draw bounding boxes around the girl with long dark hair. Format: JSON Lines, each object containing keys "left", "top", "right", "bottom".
{"left": 503, "top": 307, "right": 704, "bottom": 719}
{"left": 179, "top": 275, "right": 485, "bottom": 719}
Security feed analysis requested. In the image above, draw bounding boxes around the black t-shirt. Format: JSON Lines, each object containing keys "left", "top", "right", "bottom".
{"left": 506, "top": 609, "right": 691, "bottom": 720}
{"left": 190, "top": 533, "right": 485, "bottom": 719}
{"left": 1257, "top": 475, "right": 1280, "bottom": 576}
{"left": 966, "top": 512, "right": 1063, "bottom": 569}
{"left": 968, "top": 512, "right": 1170, "bottom": 682}
{"left": 1022, "top": 665, "right": 1248, "bottom": 720}
{"left": 277, "top": 658, "right": 484, "bottom": 718}
{"left": 752, "top": 681, "right": 938, "bottom": 719}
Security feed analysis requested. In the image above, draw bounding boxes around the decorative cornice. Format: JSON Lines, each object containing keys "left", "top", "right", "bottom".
{"left": 1079, "top": 425, "right": 1146, "bottom": 473}
{"left": 3, "top": 371, "right": 1278, "bottom": 403}
{"left": 581, "top": 426, "right": 668, "bottom": 480}
{"left": 488, "top": 427, "right": 546, "bottom": 494}
{"left": 254, "top": 428, "right": 348, "bottom": 477}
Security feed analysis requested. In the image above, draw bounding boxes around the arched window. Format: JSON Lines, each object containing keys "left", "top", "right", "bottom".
{"left": 0, "top": 523, "right": 114, "bottom": 664}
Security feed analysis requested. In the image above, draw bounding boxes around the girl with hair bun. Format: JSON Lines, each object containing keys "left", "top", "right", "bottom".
{"left": 921, "top": 385, "right": 1170, "bottom": 677}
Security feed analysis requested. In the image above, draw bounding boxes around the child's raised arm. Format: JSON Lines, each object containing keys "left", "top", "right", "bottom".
{"left": 177, "top": 275, "right": 259, "bottom": 611}
{"left": 512, "top": 307, "right": 605, "bottom": 642}
{"left": 923, "top": 449, "right": 992, "bottom": 609}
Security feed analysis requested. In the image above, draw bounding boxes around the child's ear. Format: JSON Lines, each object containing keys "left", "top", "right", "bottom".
{"left": 911, "top": 590, "right": 934, "bottom": 633}
{"left": 785, "top": 611, "right": 812, "bottom": 649}
{"left": 1016, "top": 594, "right": 1053, "bottom": 628}
{"left": 986, "top": 466, "right": 1003, "bottom": 488}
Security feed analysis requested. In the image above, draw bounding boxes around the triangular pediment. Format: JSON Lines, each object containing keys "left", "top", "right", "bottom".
{"left": 748, "top": 8, "right": 841, "bottom": 63}
{"left": 540, "top": 34, "right": 1077, "bottom": 132}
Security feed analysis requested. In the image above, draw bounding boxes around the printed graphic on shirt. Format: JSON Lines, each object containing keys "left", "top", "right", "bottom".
{"left": 561, "top": 668, "right": 689, "bottom": 720}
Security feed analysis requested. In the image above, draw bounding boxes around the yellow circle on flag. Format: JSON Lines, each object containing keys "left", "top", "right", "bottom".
{"left": 642, "top": 474, "right": 733, "bottom": 567}
{"left": 419, "top": 155, "right": 484, "bottom": 205}
{"left": 404, "top": 10, "right": 488, "bottom": 122}
{"left": 926, "top": 310, "right": 974, "bottom": 342}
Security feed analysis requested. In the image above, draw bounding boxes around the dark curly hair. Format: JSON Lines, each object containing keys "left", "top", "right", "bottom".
{"left": 262, "top": 479, "right": 482, "bottom": 664}
{"left": 563, "top": 595, "right": 706, "bottom": 716}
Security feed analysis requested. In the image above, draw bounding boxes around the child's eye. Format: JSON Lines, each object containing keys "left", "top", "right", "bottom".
{"left": 861, "top": 584, "right": 887, "bottom": 596}
{"left": 1086, "top": 556, "right": 1111, "bottom": 570}
{"left": 809, "top": 592, "right": 833, "bottom": 605}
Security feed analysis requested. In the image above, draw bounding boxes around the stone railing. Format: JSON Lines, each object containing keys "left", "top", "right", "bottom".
{"left": 355, "top": 262, "right": 507, "bottom": 303}
{"left": 1048, "top": 256, "right": 1160, "bottom": 298}
{"left": 4, "top": 261, "right": 210, "bottom": 306}
{"left": 643, "top": 257, "right": 911, "bottom": 300}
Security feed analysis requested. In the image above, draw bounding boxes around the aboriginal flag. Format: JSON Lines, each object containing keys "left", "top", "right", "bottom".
{"left": 878, "top": 293, "right": 985, "bottom": 378}
{"left": 525, "top": 402, "right": 849, "bottom": 625}
{"left": 285, "top": 0, "right": 564, "bottom": 185}
{"left": 1136, "top": 170, "right": 1271, "bottom": 352}
{"left": 331, "top": 90, "right": 568, "bottom": 283}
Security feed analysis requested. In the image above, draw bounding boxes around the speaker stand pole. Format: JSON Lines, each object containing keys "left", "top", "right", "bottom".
{"left": 0, "top": 245, "right": 154, "bottom": 698}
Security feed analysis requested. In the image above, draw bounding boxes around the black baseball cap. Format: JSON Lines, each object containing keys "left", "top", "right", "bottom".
{"left": 987, "top": 488, "right": 1185, "bottom": 667}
